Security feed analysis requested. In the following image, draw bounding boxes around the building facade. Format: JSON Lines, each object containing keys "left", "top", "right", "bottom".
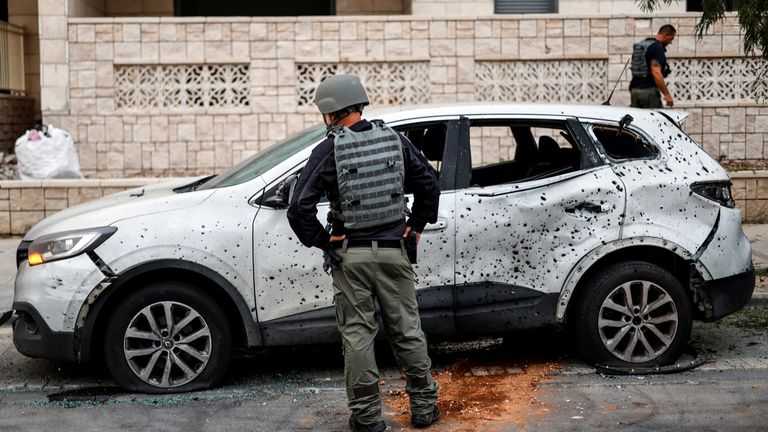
{"left": 0, "top": 0, "right": 766, "bottom": 234}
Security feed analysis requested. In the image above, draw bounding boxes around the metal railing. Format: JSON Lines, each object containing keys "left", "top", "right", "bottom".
{"left": 0, "top": 22, "right": 25, "bottom": 94}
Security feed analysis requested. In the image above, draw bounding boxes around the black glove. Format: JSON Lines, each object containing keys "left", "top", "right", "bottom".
{"left": 405, "top": 230, "right": 418, "bottom": 264}
{"left": 323, "top": 248, "right": 343, "bottom": 274}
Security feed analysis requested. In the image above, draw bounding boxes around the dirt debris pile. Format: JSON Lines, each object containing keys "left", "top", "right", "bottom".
{"left": 384, "top": 358, "right": 561, "bottom": 430}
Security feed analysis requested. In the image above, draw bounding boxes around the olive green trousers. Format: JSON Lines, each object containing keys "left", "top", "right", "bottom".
{"left": 630, "top": 87, "right": 663, "bottom": 108}
{"left": 331, "top": 241, "right": 439, "bottom": 425}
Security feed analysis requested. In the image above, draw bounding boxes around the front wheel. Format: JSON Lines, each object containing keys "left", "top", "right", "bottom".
{"left": 104, "top": 281, "right": 232, "bottom": 393}
{"left": 571, "top": 261, "right": 692, "bottom": 367}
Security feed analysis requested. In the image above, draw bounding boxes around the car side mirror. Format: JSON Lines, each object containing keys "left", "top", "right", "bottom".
{"left": 264, "top": 174, "right": 299, "bottom": 209}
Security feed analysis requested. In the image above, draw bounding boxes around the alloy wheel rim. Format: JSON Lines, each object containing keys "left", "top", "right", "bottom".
{"left": 123, "top": 301, "right": 212, "bottom": 388}
{"left": 597, "top": 280, "right": 679, "bottom": 363}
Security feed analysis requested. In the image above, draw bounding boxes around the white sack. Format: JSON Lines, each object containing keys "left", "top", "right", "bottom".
{"left": 15, "top": 125, "right": 84, "bottom": 180}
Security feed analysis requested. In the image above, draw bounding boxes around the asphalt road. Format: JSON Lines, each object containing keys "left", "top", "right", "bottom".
{"left": 0, "top": 308, "right": 766, "bottom": 431}
{"left": 533, "top": 368, "right": 768, "bottom": 430}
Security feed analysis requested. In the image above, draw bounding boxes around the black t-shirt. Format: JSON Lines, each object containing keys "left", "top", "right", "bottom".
{"left": 630, "top": 40, "right": 667, "bottom": 90}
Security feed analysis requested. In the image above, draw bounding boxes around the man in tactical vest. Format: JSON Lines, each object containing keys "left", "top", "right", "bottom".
{"left": 629, "top": 24, "right": 676, "bottom": 108}
{"left": 287, "top": 74, "right": 441, "bottom": 431}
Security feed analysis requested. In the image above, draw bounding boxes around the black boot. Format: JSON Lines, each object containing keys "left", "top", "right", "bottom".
{"left": 411, "top": 406, "right": 440, "bottom": 428}
{"left": 348, "top": 415, "right": 386, "bottom": 432}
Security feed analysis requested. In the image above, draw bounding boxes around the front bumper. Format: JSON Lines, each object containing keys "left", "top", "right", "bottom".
{"left": 700, "top": 264, "right": 755, "bottom": 321}
{"left": 12, "top": 302, "right": 76, "bottom": 362}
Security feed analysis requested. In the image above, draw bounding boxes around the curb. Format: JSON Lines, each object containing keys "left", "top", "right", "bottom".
{"left": 748, "top": 295, "right": 768, "bottom": 307}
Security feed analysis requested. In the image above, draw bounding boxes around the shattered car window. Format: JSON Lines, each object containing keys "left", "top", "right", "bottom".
{"left": 589, "top": 124, "right": 659, "bottom": 161}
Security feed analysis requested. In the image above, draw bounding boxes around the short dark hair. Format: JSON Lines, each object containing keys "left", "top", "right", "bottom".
{"left": 658, "top": 24, "right": 677, "bottom": 35}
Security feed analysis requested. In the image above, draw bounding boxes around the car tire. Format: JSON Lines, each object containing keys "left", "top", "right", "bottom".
{"left": 571, "top": 261, "right": 692, "bottom": 367}
{"left": 104, "top": 281, "right": 232, "bottom": 393}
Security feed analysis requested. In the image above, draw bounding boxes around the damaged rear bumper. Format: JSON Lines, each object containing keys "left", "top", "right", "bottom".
{"left": 11, "top": 302, "right": 76, "bottom": 362}
{"left": 699, "top": 264, "right": 755, "bottom": 321}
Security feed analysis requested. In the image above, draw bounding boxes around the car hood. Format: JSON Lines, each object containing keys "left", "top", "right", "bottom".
{"left": 23, "top": 177, "right": 216, "bottom": 241}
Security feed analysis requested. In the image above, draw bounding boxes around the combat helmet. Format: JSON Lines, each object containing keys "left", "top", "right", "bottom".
{"left": 314, "top": 74, "right": 370, "bottom": 114}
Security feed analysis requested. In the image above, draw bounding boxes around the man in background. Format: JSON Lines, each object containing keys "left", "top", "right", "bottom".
{"left": 630, "top": 24, "right": 676, "bottom": 108}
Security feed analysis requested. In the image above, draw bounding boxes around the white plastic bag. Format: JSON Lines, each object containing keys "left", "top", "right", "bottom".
{"left": 15, "top": 125, "right": 84, "bottom": 180}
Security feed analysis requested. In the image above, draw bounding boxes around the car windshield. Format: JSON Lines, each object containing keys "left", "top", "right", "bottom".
{"left": 198, "top": 124, "right": 326, "bottom": 190}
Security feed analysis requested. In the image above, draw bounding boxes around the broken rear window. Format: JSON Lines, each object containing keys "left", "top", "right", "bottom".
{"left": 589, "top": 124, "right": 659, "bottom": 161}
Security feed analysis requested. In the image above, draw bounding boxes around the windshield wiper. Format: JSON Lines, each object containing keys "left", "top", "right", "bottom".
{"left": 174, "top": 175, "right": 217, "bottom": 193}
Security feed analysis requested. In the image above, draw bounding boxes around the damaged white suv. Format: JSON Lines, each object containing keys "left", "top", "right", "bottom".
{"left": 7, "top": 104, "right": 753, "bottom": 393}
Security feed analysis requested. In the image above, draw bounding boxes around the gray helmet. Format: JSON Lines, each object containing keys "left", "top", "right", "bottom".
{"left": 314, "top": 74, "right": 370, "bottom": 114}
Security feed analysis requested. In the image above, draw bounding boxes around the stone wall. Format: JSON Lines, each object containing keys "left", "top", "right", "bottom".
{"left": 409, "top": 0, "right": 686, "bottom": 15}
{"left": 411, "top": 0, "right": 492, "bottom": 15}
{"left": 7, "top": 0, "right": 41, "bottom": 118}
{"left": 0, "top": 178, "right": 178, "bottom": 235}
{"left": 731, "top": 171, "right": 768, "bottom": 224}
{"left": 36, "top": 0, "right": 70, "bottom": 114}
{"left": 0, "top": 95, "right": 35, "bottom": 154}
{"left": 684, "top": 106, "right": 768, "bottom": 162}
{"left": 44, "top": 14, "right": 764, "bottom": 178}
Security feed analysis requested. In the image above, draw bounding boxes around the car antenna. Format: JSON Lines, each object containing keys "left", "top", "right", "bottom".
{"left": 602, "top": 57, "right": 631, "bottom": 106}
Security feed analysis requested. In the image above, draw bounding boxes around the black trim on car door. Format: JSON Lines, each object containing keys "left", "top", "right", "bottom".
{"left": 454, "top": 284, "right": 559, "bottom": 334}
{"left": 260, "top": 285, "right": 456, "bottom": 345}
{"left": 566, "top": 117, "right": 604, "bottom": 169}
{"left": 447, "top": 116, "right": 472, "bottom": 189}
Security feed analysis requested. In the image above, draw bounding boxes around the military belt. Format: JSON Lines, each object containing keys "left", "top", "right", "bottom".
{"left": 329, "top": 239, "right": 402, "bottom": 249}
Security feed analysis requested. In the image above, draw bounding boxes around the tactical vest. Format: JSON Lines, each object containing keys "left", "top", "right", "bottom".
{"left": 631, "top": 38, "right": 657, "bottom": 79}
{"left": 329, "top": 120, "right": 407, "bottom": 230}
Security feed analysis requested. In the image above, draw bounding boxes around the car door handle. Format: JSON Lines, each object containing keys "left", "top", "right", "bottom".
{"left": 565, "top": 202, "right": 611, "bottom": 214}
{"left": 424, "top": 218, "right": 448, "bottom": 231}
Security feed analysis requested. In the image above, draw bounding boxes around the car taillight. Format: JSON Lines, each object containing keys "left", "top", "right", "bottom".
{"left": 691, "top": 181, "right": 735, "bottom": 208}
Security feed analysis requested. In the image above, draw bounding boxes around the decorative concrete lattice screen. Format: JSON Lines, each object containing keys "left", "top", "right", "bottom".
{"left": 475, "top": 60, "right": 608, "bottom": 103}
{"left": 668, "top": 57, "right": 768, "bottom": 103}
{"left": 296, "top": 62, "right": 430, "bottom": 108}
{"left": 115, "top": 64, "right": 250, "bottom": 109}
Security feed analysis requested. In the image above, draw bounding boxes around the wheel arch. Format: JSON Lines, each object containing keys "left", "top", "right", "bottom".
{"left": 556, "top": 238, "right": 697, "bottom": 323}
{"left": 75, "top": 259, "right": 262, "bottom": 363}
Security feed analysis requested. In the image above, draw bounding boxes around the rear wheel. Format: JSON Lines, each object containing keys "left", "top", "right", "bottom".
{"left": 104, "top": 281, "right": 232, "bottom": 393}
{"left": 572, "top": 261, "right": 692, "bottom": 367}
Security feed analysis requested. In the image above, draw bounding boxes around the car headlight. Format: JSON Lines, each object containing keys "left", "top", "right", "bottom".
{"left": 27, "top": 227, "right": 117, "bottom": 266}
